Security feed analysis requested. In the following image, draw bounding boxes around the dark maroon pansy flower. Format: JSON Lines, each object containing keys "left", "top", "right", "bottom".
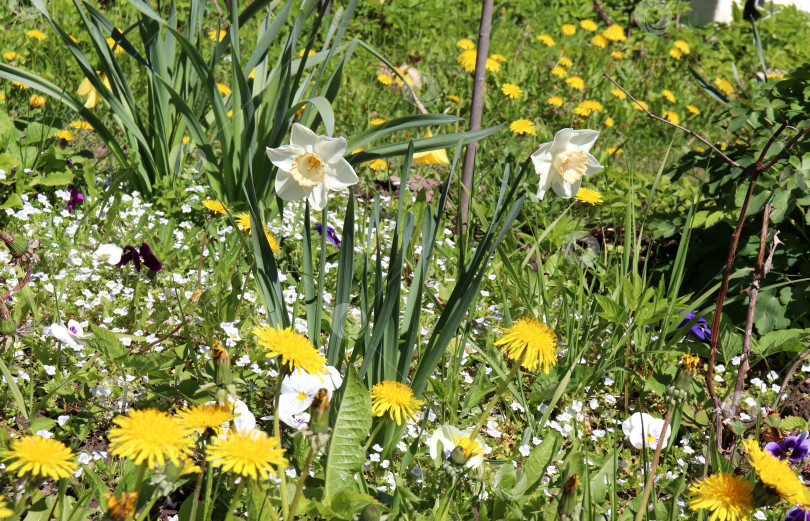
{"left": 67, "top": 188, "right": 84, "bottom": 210}
{"left": 115, "top": 242, "right": 162, "bottom": 272}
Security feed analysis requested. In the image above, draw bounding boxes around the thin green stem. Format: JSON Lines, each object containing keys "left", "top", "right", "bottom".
{"left": 364, "top": 418, "right": 387, "bottom": 452}
{"left": 435, "top": 481, "right": 458, "bottom": 521}
{"left": 189, "top": 457, "right": 207, "bottom": 521}
{"left": 633, "top": 407, "right": 674, "bottom": 521}
{"left": 223, "top": 479, "right": 248, "bottom": 521}
{"left": 273, "top": 373, "right": 289, "bottom": 520}
{"left": 203, "top": 458, "right": 214, "bottom": 521}
{"left": 131, "top": 462, "right": 148, "bottom": 501}
{"left": 254, "top": 481, "right": 280, "bottom": 521}
{"left": 468, "top": 358, "right": 523, "bottom": 442}
{"left": 288, "top": 447, "right": 316, "bottom": 518}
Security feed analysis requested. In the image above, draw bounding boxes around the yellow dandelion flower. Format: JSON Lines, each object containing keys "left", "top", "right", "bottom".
{"left": 606, "top": 147, "right": 624, "bottom": 155}
{"left": 696, "top": 147, "right": 705, "bottom": 153}
{"left": 176, "top": 403, "right": 235, "bottom": 436}
{"left": 69, "top": 120, "right": 93, "bottom": 130}
{"left": 574, "top": 100, "right": 604, "bottom": 117}
{"left": 371, "top": 381, "right": 424, "bottom": 425}
{"left": 604, "top": 117, "right": 614, "bottom": 127}
{"left": 0, "top": 498, "right": 13, "bottom": 517}
{"left": 248, "top": 68, "right": 256, "bottom": 80}
{"left": 456, "top": 38, "right": 475, "bottom": 50}
{"left": 56, "top": 129, "right": 76, "bottom": 141}
{"left": 29, "top": 94, "right": 46, "bottom": 108}
{"left": 552, "top": 66, "right": 568, "bottom": 78}
{"left": 537, "top": 34, "right": 555, "bottom": 47}
{"left": 105, "top": 492, "right": 138, "bottom": 521}
{"left": 202, "top": 200, "right": 227, "bottom": 214}
{"left": 681, "top": 353, "right": 701, "bottom": 372}
{"left": 0, "top": 92, "right": 5, "bottom": 102}
{"left": 452, "top": 434, "right": 484, "bottom": 459}
{"left": 767, "top": 72, "right": 785, "bottom": 79}
{"left": 13, "top": 81, "right": 29, "bottom": 90}
{"left": 447, "top": 95, "right": 461, "bottom": 104}
{"left": 547, "top": 95, "right": 564, "bottom": 107}
{"left": 235, "top": 212, "right": 251, "bottom": 231}
{"left": 216, "top": 82, "right": 231, "bottom": 96}
{"left": 494, "top": 317, "right": 559, "bottom": 373}
{"left": 377, "top": 74, "right": 393, "bottom": 86}
{"left": 669, "top": 47, "right": 683, "bottom": 60}
{"left": 720, "top": 142, "right": 728, "bottom": 151}
{"left": 603, "top": 24, "right": 626, "bottom": 42}
{"left": 0, "top": 435, "right": 77, "bottom": 480}
{"left": 714, "top": 77, "right": 734, "bottom": 96}
{"left": 663, "top": 111, "right": 680, "bottom": 125}
{"left": 501, "top": 83, "right": 523, "bottom": 99}
{"left": 561, "top": 24, "right": 576, "bottom": 36}
{"left": 208, "top": 29, "right": 227, "bottom": 42}
{"left": 457, "top": 49, "right": 477, "bottom": 73}
{"left": 106, "top": 37, "right": 124, "bottom": 55}
{"left": 264, "top": 228, "right": 281, "bottom": 255}
{"left": 76, "top": 72, "right": 111, "bottom": 109}
{"left": 575, "top": 188, "right": 603, "bottom": 205}
{"left": 253, "top": 324, "right": 327, "bottom": 376}
{"left": 490, "top": 53, "right": 507, "bottom": 63}
{"left": 3, "top": 51, "right": 19, "bottom": 61}
{"left": 662, "top": 89, "right": 676, "bottom": 103}
{"left": 370, "top": 118, "right": 387, "bottom": 126}
{"left": 688, "top": 473, "right": 754, "bottom": 521}
{"left": 413, "top": 128, "right": 450, "bottom": 166}
{"left": 485, "top": 56, "right": 501, "bottom": 73}
{"left": 744, "top": 439, "right": 810, "bottom": 506}
{"left": 610, "top": 88, "right": 626, "bottom": 100}
{"left": 109, "top": 409, "right": 194, "bottom": 468}
{"left": 27, "top": 30, "right": 47, "bottom": 41}
{"left": 206, "top": 428, "right": 288, "bottom": 480}
{"left": 591, "top": 34, "right": 608, "bottom": 48}
{"left": 558, "top": 56, "right": 573, "bottom": 68}
{"left": 299, "top": 49, "right": 316, "bottom": 57}
{"left": 673, "top": 40, "right": 690, "bottom": 54}
{"left": 611, "top": 51, "right": 624, "bottom": 60}
{"left": 633, "top": 100, "right": 649, "bottom": 111}
{"left": 566, "top": 76, "right": 585, "bottom": 90}
{"left": 368, "top": 158, "right": 387, "bottom": 171}
{"left": 182, "top": 136, "right": 190, "bottom": 145}
{"left": 736, "top": 139, "right": 746, "bottom": 146}
{"left": 509, "top": 119, "right": 536, "bottom": 136}
{"left": 580, "top": 20, "right": 598, "bottom": 32}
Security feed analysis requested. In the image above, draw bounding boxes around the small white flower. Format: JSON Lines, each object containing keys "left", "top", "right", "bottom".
{"left": 57, "top": 415, "right": 70, "bottom": 426}
{"left": 622, "top": 412, "right": 672, "bottom": 450}
{"left": 93, "top": 243, "right": 123, "bottom": 265}
{"left": 266, "top": 123, "right": 358, "bottom": 211}
{"left": 43, "top": 365, "right": 57, "bottom": 376}
{"left": 36, "top": 430, "right": 53, "bottom": 438}
{"left": 531, "top": 128, "right": 603, "bottom": 199}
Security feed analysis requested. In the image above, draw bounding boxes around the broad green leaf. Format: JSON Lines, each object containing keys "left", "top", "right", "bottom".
{"left": 324, "top": 366, "right": 372, "bottom": 497}
{"left": 779, "top": 416, "right": 809, "bottom": 431}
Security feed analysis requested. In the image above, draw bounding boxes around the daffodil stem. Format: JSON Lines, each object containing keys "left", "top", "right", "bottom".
{"left": 364, "top": 418, "right": 387, "bottom": 452}
{"left": 273, "top": 374, "right": 290, "bottom": 521}
{"left": 289, "top": 447, "right": 315, "bottom": 518}
{"left": 633, "top": 407, "right": 674, "bottom": 521}
{"left": 469, "top": 359, "right": 523, "bottom": 443}
{"left": 223, "top": 478, "right": 247, "bottom": 521}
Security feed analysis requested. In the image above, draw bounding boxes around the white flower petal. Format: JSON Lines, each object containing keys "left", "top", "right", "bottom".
{"left": 552, "top": 177, "right": 581, "bottom": 199}
{"left": 567, "top": 129, "right": 600, "bottom": 151}
{"left": 315, "top": 135, "right": 347, "bottom": 161}
{"left": 584, "top": 152, "right": 603, "bottom": 176}
{"left": 278, "top": 393, "right": 311, "bottom": 416}
{"left": 326, "top": 159, "right": 359, "bottom": 191}
{"left": 267, "top": 145, "right": 301, "bottom": 172}
{"left": 290, "top": 123, "right": 320, "bottom": 152}
{"left": 275, "top": 170, "right": 311, "bottom": 202}
{"left": 93, "top": 243, "right": 123, "bottom": 265}
{"left": 308, "top": 184, "right": 328, "bottom": 211}
{"left": 549, "top": 128, "right": 574, "bottom": 155}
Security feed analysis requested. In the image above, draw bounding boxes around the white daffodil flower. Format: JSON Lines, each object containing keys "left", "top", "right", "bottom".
{"left": 622, "top": 412, "right": 672, "bottom": 449}
{"left": 427, "top": 424, "right": 489, "bottom": 469}
{"left": 93, "top": 243, "right": 123, "bottom": 265}
{"left": 531, "top": 128, "right": 603, "bottom": 200}
{"left": 266, "top": 123, "right": 358, "bottom": 211}
{"left": 44, "top": 319, "right": 87, "bottom": 348}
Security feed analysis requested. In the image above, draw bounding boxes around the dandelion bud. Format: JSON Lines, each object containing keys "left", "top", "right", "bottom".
{"left": 356, "top": 504, "right": 380, "bottom": 521}
{"left": 449, "top": 446, "right": 468, "bottom": 467}
{"left": 104, "top": 491, "right": 138, "bottom": 520}
{"left": 211, "top": 339, "right": 232, "bottom": 386}
{"left": 557, "top": 474, "right": 580, "bottom": 521}
{"left": 665, "top": 354, "right": 700, "bottom": 407}
{"left": 308, "top": 388, "right": 331, "bottom": 436}
{"left": 0, "top": 301, "right": 15, "bottom": 336}
{"left": 0, "top": 232, "right": 28, "bottom": 258}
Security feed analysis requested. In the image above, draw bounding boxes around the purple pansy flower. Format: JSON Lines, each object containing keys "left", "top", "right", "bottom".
{"left": 786, "top": 507, "right": 810, "bottom": 521}
{"left": 314, "top": 223, "right": 341, "bottom": 248}
{"left": 677, "top": 310, "right": 712, "bottom": 342}
{"left": 67, "top": 188, "right": 84, "bottom": 210}
{"left": 115, "top": 242, "right": 162, "bottom": 272}
{"left": 765, "top": 431, "right": 810, "bottom": 461}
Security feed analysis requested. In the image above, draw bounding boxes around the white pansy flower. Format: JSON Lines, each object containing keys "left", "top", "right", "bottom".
{"left": 531, "top": 128, "right": 603, "bottom": 199}
{"left": 622, "top": 412, "right": 672, "bottom": 449}
{"left": 277, "top": 366, "right": 343, "bottom": 428}
{"left": 266, "top": 123, "right": 358, "bottom": 211}
{"left": 44, "top": 319, "right": 87, "bottom": 348}
{"left": 427, "top": 424, "right": 489, "bottom": 469}
{"left": 93, "top": 243, "right": 124, "bottom": 265}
